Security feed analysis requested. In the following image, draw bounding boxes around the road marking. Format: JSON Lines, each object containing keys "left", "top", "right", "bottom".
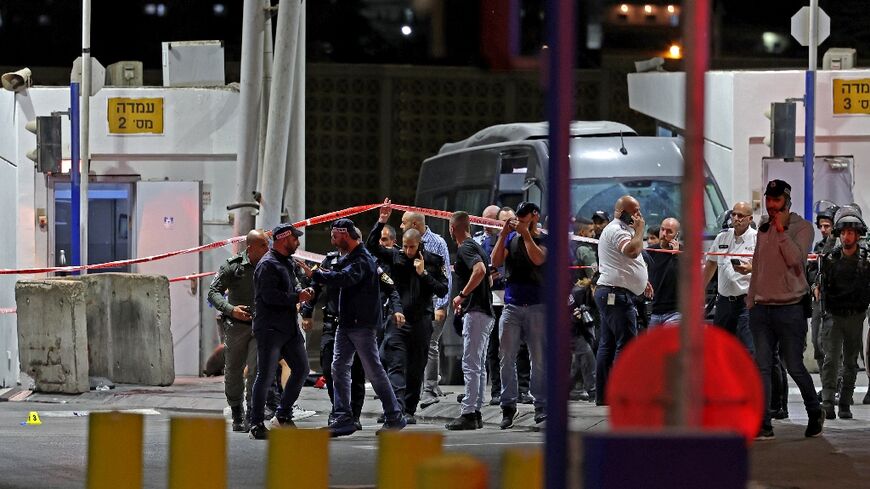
{"left": 789, "top": 386, "right": 868, "bottom": 395}
{"left": 37, "top": 409, "right": 161, "bottom": 417}
{"left": 351, "top": 440, "right": 543, "bottom": 450}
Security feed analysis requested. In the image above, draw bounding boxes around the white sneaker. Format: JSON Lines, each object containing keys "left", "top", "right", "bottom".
{"left": 292, "top": 404, "right": 316, "bottom": 421}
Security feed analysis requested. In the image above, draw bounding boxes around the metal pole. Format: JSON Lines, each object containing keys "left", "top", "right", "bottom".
{"left": 677, "top": 0, "right": 711, "bottom": 428}
{"left": 256, "top": 0, "right": 302, "bottom": 229}
{"left": 283, "top": 2, "right": 305, "bottom": 236}
{"left": 70, "top": 82, "right": 81, "bottom": 269}
{"left": 80, "top": 0, "right": 91, "bottom": 272}
{"left": 257, "top": 0, "right": 274, "bottom": 185}
{"left": 804, "top": 0, "right": 818, "bottom": 219}
{"left": 233, "top": 0, "right": 266, "bottom": 245}
{"left": 544, "top": 0, "right": 573, "bottom": 487}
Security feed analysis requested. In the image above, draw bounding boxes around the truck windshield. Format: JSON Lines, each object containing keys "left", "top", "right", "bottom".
{"left": 570, "top": 178, "right": 727, "bottom": 237}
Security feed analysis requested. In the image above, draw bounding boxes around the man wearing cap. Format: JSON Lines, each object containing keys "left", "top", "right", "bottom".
{"left": 591, "top": 210, "right": 610, "bottom": 240}
{"left": 207, "top": 229, "right": 269, "bottom": 432}
{"left": 249, "top": 223, "right": 313, "bottom": 440}
{"left": 747, "top": 179, "right": 822, "bottom": 440}
{"left": 300, "top": 218, "right": 406, "bottom": 437}
{"left": 491, "top": 201, "right": 548, "bottom": 428}
{"left": 366, "top": 207, "right": 449, "bottom": 423}
{"left": 571, "top": 216, "right": 598, "bottom": 282}
{"left": 702, "top": 201, "right": 756, "bottom": 354}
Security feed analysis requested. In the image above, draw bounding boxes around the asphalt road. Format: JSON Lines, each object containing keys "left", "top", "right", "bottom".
{"left": 0, "top": 402, "right": 548, "bottom": 489}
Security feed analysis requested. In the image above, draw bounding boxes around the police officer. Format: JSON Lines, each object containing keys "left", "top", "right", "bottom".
{"left": 367, "top": 211, "right": 449, "bottom": 423}
{"left": 815, "top": 206, "right": 870, "bottom": 420}
{"left": 249, "top": 223, "right": 313, "bottom": 440}
{"left": 207, "top": 229, "right": 269, "bottom": 432}
{"left": 299, "top": 219, "right": 406, "bottom": 437}
{"left": 809, "top": 205, "right": 837, "bottom": 375}
{"left": 301, "top": 244, "right": 403, "bottom": 428}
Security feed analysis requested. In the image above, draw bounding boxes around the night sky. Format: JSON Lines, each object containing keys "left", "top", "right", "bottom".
{"left": 0, "top": 1, "right": 865, "bottom": 75}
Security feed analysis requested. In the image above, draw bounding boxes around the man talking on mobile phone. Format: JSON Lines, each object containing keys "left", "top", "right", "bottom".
{"left": 593, "top": 196, "right": 651, "bottom": 406}
{"left": 747, "top": 179, "right": 821, "bottom": 441}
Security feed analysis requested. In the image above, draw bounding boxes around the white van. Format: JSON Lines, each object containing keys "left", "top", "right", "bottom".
{"left": 414, "top": 121, "right": 728, "bottom": 383}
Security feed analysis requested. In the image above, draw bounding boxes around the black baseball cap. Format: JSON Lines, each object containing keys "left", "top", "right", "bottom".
{"left": 516, "top": 201, "right": 541, "bottom": 217}
{"left": 272, "top": 223, "right": 303, "bottom": 240}
{"left": 591, "top": 210, "right": 610, "bottom": 222}
{"left": 331, "top": 218, "right": 361, "bottom": 239}
{"left": 764, "top": 179, "right": 792, "bottom": 198}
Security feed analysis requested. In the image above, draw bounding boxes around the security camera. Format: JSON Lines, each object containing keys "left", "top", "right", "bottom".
{"left": 1, "top": 68, "right": 32, "bottom": 92}
{"left": 634, "top": 57, "right": 665, "bottom": 73}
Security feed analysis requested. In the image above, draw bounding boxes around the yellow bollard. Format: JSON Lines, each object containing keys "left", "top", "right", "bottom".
{"left": 377, "top": 431, "right": 444, "bottom": 489}
{"left": 417, "top": 453, "right": 488, "bottom": 489}
{"left": 501, "top": 448, "right": 543, "bottom": 489}
{"left": 267, "top": 428, "right": 330, "bottom": 489}
{"left": 86, "top": 411, "right": 144, "bottom": 489}
{"left": 168, "top": 417, "right": 226, "bottom": 489}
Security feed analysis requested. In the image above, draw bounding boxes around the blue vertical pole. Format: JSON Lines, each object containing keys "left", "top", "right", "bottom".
{"left": 544, "top": 0, "right": 573, "bottom": 488}
{"left": 804, "top": 71, "right": 815, "bottom": 218}
{"left": 70, "top": 82, "right": 81, "bottom": 269}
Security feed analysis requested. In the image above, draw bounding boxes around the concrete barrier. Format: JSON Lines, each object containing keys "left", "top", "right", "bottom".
{"left": 16, "top": 274, "right": 174, "bottom": 392}
{"left": 81, "top": 274, "right": 174, "bottom": 386}
{"left": 15, "top": 279, "right": 90, "bottom": 393}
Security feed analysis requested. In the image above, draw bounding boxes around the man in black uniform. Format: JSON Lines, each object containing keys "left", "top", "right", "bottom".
{"left": 367, "top": 211, "right": 449, "bottom": 423}
{"left": 816, "top": 207, "right": 870, "bottom": 420}
{"left": 300, "top": 219, "right": 406, "bottom": 437}
{"left": 207, "top": 229, "right": 269, "bottom": 432}
{"left": 249, "top": 223, "right": 313, "bottom": 440}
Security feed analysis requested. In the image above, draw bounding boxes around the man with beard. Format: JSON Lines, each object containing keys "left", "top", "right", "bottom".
{"left": 249, "top": 223, "right": 313, "bottom": 439}
{"left": 816, "top": 207, "right": 870, "bottom": 420}
{"left": 747, "top": 179, "right": 822, "bottom": 440}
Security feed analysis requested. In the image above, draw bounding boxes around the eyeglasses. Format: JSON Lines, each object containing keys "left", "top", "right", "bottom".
{"left": 731, "top": 212, "right": 751, "bottom": 219}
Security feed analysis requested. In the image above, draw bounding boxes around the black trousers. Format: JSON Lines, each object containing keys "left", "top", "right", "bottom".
{"left": 321, "top": 329, "right": 365, "bottom": 420}
{"left": 380, "top": 318, "right": 433, "bottom": 415}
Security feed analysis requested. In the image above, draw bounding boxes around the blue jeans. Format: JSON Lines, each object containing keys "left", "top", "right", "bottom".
{"left": 332, "top": 327, "right": 402, "bottom": 424}
{"left": 648, "top": 311, "right": 681, "bottom": 328}
{"left": 250, "top": 329, "right": 308, "bottom": 425}
{"left": 750, "top": 303, "right": 820, "bottom": 429}
{"left": 461, "top": 311, "right": 494, "bottom": 414}
{"left": 714, "top": 295, "right": 755, "bottom": 355}
{"left": 499, "top": 303, "right": 547, "bottom": 409}
{"left": 594, "top": 286, "right": 638, "bottom": 403}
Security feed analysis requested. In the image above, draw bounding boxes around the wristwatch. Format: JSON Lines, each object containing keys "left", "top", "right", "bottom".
{"left": 458, "top": 291, "right": 468, "bottom": 299}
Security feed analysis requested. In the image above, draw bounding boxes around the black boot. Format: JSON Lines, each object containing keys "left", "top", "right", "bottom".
{"left": 446, "top": 413, "right": 478, "bottom": 431}
{"left": 231, "top": 405, "right": 248, "bottom": 432}
{"left": 500, "top": 406, "right": 517, "bottom": 430}
{"left": 838, "top": 402, "right": 853, "bottom": 419}
{"left": 474, "top": 411, "right": 483, "bottom": 429}
{"left": 822, "top": 401, "right": 836, "bottom": 420}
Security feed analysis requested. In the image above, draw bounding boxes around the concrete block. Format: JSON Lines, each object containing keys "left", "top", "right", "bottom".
{"left": 82, "top": 273, "right": 175, "bottom": 386}
{"left": 15, "top": 280, "right": 90, "bottom": 393}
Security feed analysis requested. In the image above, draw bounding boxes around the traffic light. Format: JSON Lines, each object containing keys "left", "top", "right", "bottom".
{"left": 25, "top": 115, "right": 62, "bottom": 174}
{"left": 764, "top": 102, "right": 796, "bottom": 160}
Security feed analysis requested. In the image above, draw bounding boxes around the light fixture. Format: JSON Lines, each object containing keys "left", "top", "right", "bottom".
{"left": 667, "top": 5, "right": 676, "bottom": 14}
{"left": 667, "top": 43, "right": 682, "bottom": 59}
{"left": 620, "top": 4, "right": 630, "bottom": 14}
{"left": 401, "top": 25, "right": 412, "bottom": 37}
{"left": 644, "top": 5, "right": 653, "bottom": 14}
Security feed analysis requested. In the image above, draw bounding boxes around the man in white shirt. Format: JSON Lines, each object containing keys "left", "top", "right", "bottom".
{"left": 594, "top": 195, "right": 650, "bottom": 406}
{"left": 703, "top": 201, "right": 757, "bottom": 354}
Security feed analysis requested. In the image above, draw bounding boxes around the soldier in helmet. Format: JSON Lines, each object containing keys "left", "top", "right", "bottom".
{"left": 808, "top": 205, "right": 837, "bottom": 375}
{"left": 815, "top": 205, "right": 870, "bottom": 420}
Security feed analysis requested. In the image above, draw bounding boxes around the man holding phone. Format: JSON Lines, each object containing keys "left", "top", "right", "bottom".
{"left": 366, "top": 214, "right": 449, "bottom": 423}
{"left": 594, "top": 195, "right": 650, "bottom": 406}
{"left": 207, "top": 229, "right": 270, "bottom": 432}
{"left": 703, "top": 201, "right": 757, "bottom": 354}
{"left": 642, "top": 217, "right": 681, "bottom": 327}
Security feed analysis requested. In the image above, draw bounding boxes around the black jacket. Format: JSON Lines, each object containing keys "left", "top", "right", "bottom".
{"left": 367, "top": 222, "right": 449, "bottom": 324}
{"left": 253, "top": 249, "right": 303, "bottom": 335}
{"left": 302, "top": 251, "right": 402, "bottom": 333}
{"left": 818, "top": 243, "right": 870, "bottom": 314}
{"left": 311, "top": 244, "right": 383, "bottom": 329}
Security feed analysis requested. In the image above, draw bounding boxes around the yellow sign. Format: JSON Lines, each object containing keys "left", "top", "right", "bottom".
{"left": 833, "top": 79, "right": 870, "bottom": 115}
{"left": 107, "top": 97, "right": 164, "bottom": 134}
{"left": 24, "top": 411, "right": 42, "bottom": 425}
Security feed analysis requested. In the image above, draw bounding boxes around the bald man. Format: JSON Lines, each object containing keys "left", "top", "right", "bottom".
{"left": 594, "top": 196, "right": 649, "bottom": 405}
{"left": 641, "top": 217, "right": 682, "bottom": 327}
{"left": 208, "top": 229, "right": 270, "bottom": 432}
